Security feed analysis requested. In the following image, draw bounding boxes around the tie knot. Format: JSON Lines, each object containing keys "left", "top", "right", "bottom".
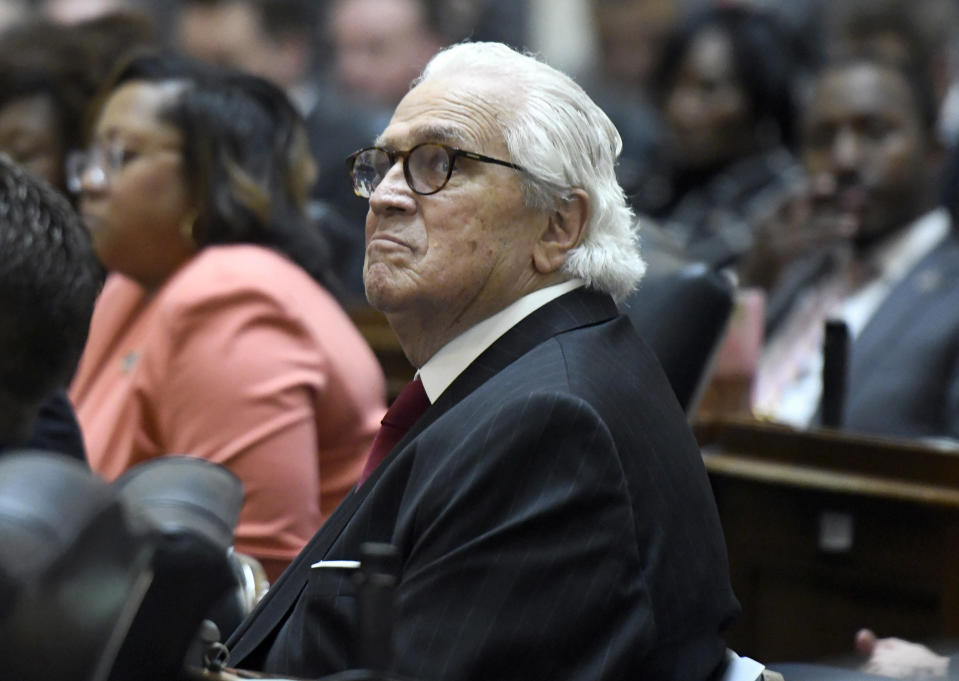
{"left": 358, "top": 378, "right": 430, "bottom": 487}
{"left": 382, "top": 378, "right": 430, "bottom": 429}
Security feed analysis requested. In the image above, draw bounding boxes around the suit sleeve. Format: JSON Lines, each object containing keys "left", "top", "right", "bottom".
{"left": 388, "top": 392, "right": 650, "bottom": 681}
{"left": 137, "top": 283, "right": 326, "bottom": 575}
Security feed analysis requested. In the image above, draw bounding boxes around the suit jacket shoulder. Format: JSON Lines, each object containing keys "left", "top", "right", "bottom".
{"left": 228, "top": 288, "right": 737, "bottom": 681}
{"left": 845, "top": 231, "right": 959, "bottom": 438}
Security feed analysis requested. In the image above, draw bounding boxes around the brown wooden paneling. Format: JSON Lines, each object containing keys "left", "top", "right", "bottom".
{"left": 696, "top": 418, "right": 959, "bottom": 662}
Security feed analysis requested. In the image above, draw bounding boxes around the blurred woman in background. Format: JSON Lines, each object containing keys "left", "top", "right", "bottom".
{"left": 69, "top": 54, "right": 386, "bottom": 581}
{"left": 640, "top": 4, "right": 810, "bottom": 270}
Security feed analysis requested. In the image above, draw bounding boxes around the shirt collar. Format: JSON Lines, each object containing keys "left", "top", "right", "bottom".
{"left": 418, "top": 279, "right": 585, "bottom": 403}
{"left": 867, "top": 207, "right": 950, "bottom": 284}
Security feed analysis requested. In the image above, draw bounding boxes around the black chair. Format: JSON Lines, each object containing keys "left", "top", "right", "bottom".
{"left": 109, "top": 455, "right": 246, "bottom": 681}
{"left": 621, "top": 239, "right": 735, "bottom": 413}
{"left": 0, "top": 451, "right": 156, "bottom": 681}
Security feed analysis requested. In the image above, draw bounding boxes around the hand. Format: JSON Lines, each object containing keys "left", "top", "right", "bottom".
{"left": 738, "top": 175, "right": 857, "bottom": 291}
{"left": 855, "top": 628, "right": 949, "bottom": 678}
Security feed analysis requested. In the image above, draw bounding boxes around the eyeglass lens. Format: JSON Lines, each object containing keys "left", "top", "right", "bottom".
{"left": 65, "top": 142, "right": 128, "bottom": 193}
{"left": 352, "top": 144, "right": 453, "bottom": 198}
{"left": 65, "top": 151, "right": 101, "bottom": 194}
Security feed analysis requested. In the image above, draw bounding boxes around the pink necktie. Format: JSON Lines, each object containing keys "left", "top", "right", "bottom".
{"left": 358, "top": 378, "right": 430, "bottom": 486}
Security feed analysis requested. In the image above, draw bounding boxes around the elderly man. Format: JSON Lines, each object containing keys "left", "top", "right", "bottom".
{"left": 226, "top": 42, "right": 738, "bottom": 681}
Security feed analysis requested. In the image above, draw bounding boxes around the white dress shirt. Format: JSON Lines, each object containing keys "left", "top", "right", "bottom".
{"left": 418, "top": 279, "right": 585, "bottom": 403}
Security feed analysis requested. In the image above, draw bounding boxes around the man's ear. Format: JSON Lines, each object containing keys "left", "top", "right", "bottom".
{"left": 532, "top": 188, "right": 590, "bottom": 274}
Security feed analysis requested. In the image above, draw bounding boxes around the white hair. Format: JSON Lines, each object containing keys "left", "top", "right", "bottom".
{"left": 418, "top": 42, "right": 646, "bottom": 301}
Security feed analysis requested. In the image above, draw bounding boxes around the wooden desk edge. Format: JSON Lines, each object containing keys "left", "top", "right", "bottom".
{"left": 703, "top": 451, "right": 959, "bottom": 508}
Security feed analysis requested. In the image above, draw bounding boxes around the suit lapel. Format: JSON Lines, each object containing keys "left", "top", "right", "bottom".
{"left": 366, "top": 287, "right": 618, "bottom": 466}
{"left": 226, "top": 479, "right": 371, "bottom": 660}
{"left": 432, "top": 288, "right": 618, "bottom": 412}
{"left": 227, "top": 287, "right": 618, "bottom": 663}
{"left": 851, "top": 235, "right": 959, "bottom": 381}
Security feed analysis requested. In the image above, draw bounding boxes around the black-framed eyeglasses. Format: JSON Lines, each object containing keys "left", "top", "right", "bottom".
{"left": 346, "top": 142, "right": 526, "bottom": 198}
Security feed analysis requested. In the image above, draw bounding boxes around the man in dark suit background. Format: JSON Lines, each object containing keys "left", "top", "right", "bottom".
{"left": 0, "top": 153, "right": 101, "bottom": 457}
{"left": 226, "top": 41, "right": 739, "bottom": 681}
{"left": 743, "top": 54, "right": 959, "bottom": 440}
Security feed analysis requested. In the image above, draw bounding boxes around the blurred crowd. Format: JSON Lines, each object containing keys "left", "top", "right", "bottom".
{"left": 4, "top": 0, "right": 959, "bottom": 663}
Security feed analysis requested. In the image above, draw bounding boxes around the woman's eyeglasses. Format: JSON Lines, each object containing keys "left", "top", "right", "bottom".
{"left": 65, "top": 140, "right": 180, "bottom": 194}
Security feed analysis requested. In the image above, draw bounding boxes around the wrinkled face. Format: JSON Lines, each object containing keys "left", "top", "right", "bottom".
{"left": 801, "top": 62, "right": 933, "bottom": 245}
{"left": 663, "top": 27, "right": 754, "bottom": 171}
{"left": 78, "top": 81, "right": 194, "bottom": 289}
{"left": 363, "top": 74, "right": 546, "bottom": 342}
{"left": 331, "top": 0, "right": 438, "bottom": 106}
{"left": 0, "top": 94, "right": 63, "bottom": 192}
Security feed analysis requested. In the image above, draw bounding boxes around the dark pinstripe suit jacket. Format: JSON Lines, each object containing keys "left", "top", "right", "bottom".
{"left": 841, "top": 231, "right": 959, "bottom": 438}
{"left": 226, "top": 288, "right": 739, "bottom": 681}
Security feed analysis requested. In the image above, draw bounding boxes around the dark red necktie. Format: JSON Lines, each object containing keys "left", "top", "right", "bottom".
{"left": 358, "top": 378, "right": 430, "bottom": 486}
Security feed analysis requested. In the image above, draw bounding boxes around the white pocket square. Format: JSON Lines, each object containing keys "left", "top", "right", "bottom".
{"left": 310, "top": 559, "right": 361, "bottom": 569}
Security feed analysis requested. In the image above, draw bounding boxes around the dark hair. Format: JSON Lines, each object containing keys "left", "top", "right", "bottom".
{"left": 0, "top": 23, "right": 91, "bottom": 192}
{"left": 104, "top": 53, "right": 338, "bottom": 292}
{"left": 807, "top": 54, "right": 940, "bottom": 140}
{"left": 824, "top": 0, "right": 957, "bottom": 93}
{"left": 69, "top": 10, "right": 158, "bottom": 86}
{"left": 0, "top": 13, "right": 156, "bottom": 195}
{"left": 0, "top": 153, "right": 102, "bottom": 421}
{"left": 653, "top": 4, "right": 809, "bottom": 149}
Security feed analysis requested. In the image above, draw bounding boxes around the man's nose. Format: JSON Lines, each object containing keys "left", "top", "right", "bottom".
{"left": 369, "top": 160, "right": 415, "bottom": 214}
{"left": 831, "top": 128, "right": 863, "bottom": 172}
